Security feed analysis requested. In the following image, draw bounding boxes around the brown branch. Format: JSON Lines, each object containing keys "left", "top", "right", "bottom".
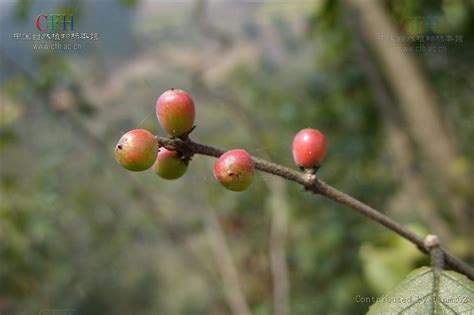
{"left": 157, "top": 136, "right": 474, "bottom": 281}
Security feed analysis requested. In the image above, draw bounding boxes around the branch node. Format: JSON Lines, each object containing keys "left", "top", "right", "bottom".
{"left": 424, "top": 234, "right": 440, "bottom": 249}
{"left": 305, "top": 177, "right": 320, "bottom": 194}
{"left": 178, "top": 125, "right": 197, "bottom": 141}
{"left": 303, "top": 168, "right": 319, "bottom": 192}
{"left": 424, "top": 234, "right": 445, "bottom": 270}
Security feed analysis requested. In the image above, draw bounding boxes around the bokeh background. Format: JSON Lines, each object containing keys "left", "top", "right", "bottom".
{"left": 1, "top": 0, "right": 473, "bottom": 314}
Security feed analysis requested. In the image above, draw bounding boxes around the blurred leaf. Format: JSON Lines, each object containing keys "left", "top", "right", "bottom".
{"left": 308, "top": 0, "right": 338, "bottom": 34}
{"left": 368, "top": 267, "right": 474, "bottom": 314}
{"left": 118, "top": 0, "right": 139, "bottom": 8}
{"left": 3, "top": 77, "right": 28, "bottom": 99}
{"left": 56, "top": 4, "right": 80, "bottom": 17}
{"left": 359, "top": 225, "right": 426, "bottom": 295}
{"left": 13, "top": 0, "right": 32, "bottom": 21}
{"left": 0, "top": 100, "right": 23, "bottom": 127}
{"left": 0, "top": 128, "right": 19, "bottom": 152}
{"left": 442, "top": 0, "right": 469, "bottom": 32}
{"left": 77, "top": 101, "right": 97, "bottom": 116}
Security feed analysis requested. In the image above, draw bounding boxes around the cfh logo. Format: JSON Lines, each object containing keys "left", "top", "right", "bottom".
{"left": 400, "top": 16, "right": 439, "bottom": 34}
{"left": 35, "top": 14, "right": 74, "bottom": 32}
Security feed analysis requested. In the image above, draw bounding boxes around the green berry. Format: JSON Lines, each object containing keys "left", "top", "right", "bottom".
{"left": 151, "top": 148, "right": 187, "bottom": 180}
{"left": 115, "top": 129, "right": 158, "bottom": 171}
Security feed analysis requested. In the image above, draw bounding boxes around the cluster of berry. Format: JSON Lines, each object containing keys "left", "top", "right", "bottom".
{"left": 115, "top": 89, "right": 327, "bottom": 192}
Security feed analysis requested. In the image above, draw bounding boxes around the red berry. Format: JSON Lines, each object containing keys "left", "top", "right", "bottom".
{"left": 292, "top": 128, "right": 327, "bottom": 168}
{"left": 213, "top": 149, "right": 254, "bottom": 192}
{"left": 115, "top": 129, "right": 158, "bottom": 172}
{"left": 156, "top": 89, "right": 195, "bottom": 137}
{"left": 151, "top": 148, "right": 188, "bottom": 180}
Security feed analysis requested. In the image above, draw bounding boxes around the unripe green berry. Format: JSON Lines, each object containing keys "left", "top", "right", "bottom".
{"left": 156, "top": 89, "right": 195, "bottom": 137}
{"left": 213, "top": 149, "right": 254, "bottom": 192}
{"left": 115, "top": 129, "right": 158, "bottom": 172}
{"left": 151, "top": 148, "right": 188, "bottom": 180}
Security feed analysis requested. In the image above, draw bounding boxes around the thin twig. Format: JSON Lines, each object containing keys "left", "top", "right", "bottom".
{"left": 157, "top": 136, "right": 474, "bottom": 281}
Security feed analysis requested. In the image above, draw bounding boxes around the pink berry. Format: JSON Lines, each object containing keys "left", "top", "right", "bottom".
{"left": 151, "top": 148, "right": 188, "bottom": 180}
{"left": 292, "top": 128, "right": 327, "bottom": 168}
{"left": 115, "top": 129, "right": 158, "bottom": 171}
{"left": 213, "top": 149, "right": 255, "bottom": 192}
{"left": 156, "top": 89, "right": 195, "bottom": 137}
